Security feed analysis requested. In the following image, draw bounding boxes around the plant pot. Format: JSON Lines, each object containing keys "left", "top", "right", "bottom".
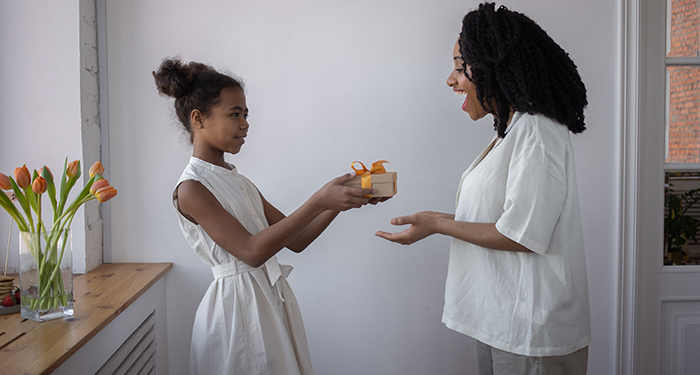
{"left": 19, "top": 229, "right": 73, "bottom": 322}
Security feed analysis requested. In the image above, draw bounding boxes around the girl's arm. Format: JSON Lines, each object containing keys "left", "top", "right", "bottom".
{"left": 261, "top": 197, "right": 340, "bottom": 253}
{"left": 375, "top": 211, "right": 531, "bottom": 253}
{"left": 261, "top": 188, "right": 392, "bottom": 252}
{"left": 177, "top": 173, "right": 373, "bottom": 267}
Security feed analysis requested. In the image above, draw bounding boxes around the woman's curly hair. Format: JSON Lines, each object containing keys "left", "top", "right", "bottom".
{"left": 459, "top": 2, "right": 587, "bottom": 137}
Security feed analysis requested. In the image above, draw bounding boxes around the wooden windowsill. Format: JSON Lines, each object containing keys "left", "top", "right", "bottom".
{"left": 0, "top": 262, "right": 172, "bottom": 374}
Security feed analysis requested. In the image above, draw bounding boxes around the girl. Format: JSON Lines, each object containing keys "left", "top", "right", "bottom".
{"left": 154, "top": 58, "right": 376, "bottom": 375}
{"left": 377, "top": 3, "right": 591, "bottom": 374}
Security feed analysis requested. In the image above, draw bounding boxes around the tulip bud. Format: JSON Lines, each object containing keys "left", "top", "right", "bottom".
{"left": 14, "top": 165, "right": 31, "bottom": 189}
{"left": 0, "top": 173, "right": 11, "bottom": 190}
{"left": 32, "top": 176, "right": 47, "bottom": 194}
{"left": 90, "top": 178, "right": 109, "bottom": 195}
{"left": 66, "top": 160, "right": 80, "bottom": 178}
{"left": 89, "top": 161, "right": 105, "bottom": 177}
{"left": 95, "top": 186, "right": 117, "bottom": 203}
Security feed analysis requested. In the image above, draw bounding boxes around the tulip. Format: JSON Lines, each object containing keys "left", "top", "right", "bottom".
{"left": 66, "top": 160, "right": 80, "bottom": 178}
{"left": 32, "top": 176, "right": 47, "bottom": 195}
{"left": 0, "top": 173, "right": 11, "bottom": 190}
{"left": 89, "top": 161, "right": 105, "bottom": 177}
{"left": 90, "top": 178, "right": 109, "bottom": 195}
{"left": 14, "top": 165, "right": 31, "bottom": 189}
{"left": 95, "top": 186, "right": 117, "bottom": 203}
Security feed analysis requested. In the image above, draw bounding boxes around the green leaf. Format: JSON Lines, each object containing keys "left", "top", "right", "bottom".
{"left": 0, "top": 190, "right": 29, "bottom": 231}
{"left": 57, "top": 158, "right": 69, "bottom": 217}
{"left": 673, "top": 237, "right": 687, "bottom": 246}
{"left": 9, "top": 177, "right": 33, "bottom": 230}
{"left": 26, "top": 169, "right": 39, "bottom": 213}
{"left": 62, "top": 175, "right": 95, "bottom": 214}
{"left": 43, "top": 166, "right": 58, "bottom": 219}
{"left": 62, "top": 160, "right": 81, "bottom": 207}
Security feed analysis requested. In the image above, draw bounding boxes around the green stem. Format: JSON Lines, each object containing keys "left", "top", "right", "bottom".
{"left": 22, "top": 228, "right": 71, "bottom": 312}
{"left": 36, "top": 198, "right": 43, "bottom": 236}
{"left": 54, "top": 195, "right": 94, "bottom": 225}
{"left": 36, "top": 197, "right": 85, "bottom": 277}
{"left": 39, "top": 226, "right": 73, "bottom": 301}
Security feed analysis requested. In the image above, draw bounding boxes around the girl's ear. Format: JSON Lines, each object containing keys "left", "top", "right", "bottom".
{"left": 191, "top": 109, "right": 204, "bottom": 129}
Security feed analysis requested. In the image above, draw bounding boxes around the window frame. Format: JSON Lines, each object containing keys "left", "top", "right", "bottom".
{"left": 663, "top": 0, "right": 700, "bottom": 168}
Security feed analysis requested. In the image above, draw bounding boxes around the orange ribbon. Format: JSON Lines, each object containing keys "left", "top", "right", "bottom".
{"left": 351, "top": 160, "right": 389, "bottom": 198}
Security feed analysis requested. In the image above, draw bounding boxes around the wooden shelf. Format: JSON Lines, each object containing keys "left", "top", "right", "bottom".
{"left": 0, "top": 262, "right": 172, "bottom": 375}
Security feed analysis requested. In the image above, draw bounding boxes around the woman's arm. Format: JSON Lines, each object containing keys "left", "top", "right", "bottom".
{"left": 375, "top": 211, "right": 531, "bottom": 253}
{"left": 177, "top": 173, "right": 373, "bottom": 267}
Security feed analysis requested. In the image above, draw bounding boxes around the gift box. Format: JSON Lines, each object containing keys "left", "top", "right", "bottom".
{"left": 342, "top": 160, "right": 397, "bottom": 198}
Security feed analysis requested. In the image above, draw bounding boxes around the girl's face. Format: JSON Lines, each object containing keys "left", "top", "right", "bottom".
{"left": 196, "top": 86, "right": 249, "bottom": 156}
{"left": 446, "top": 40, "right": 489, "bottom": 121}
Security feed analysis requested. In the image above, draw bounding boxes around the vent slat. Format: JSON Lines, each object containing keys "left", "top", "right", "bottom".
{"left": 96, "top": 312, "right": 156, "bottom": 375}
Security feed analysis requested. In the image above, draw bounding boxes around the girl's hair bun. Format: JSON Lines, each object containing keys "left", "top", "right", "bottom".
{"left": 153, "top": 57, "right": 244, "bottom": 144}
{"left": 153, "top": 58, "right": 213, "bottom": 98}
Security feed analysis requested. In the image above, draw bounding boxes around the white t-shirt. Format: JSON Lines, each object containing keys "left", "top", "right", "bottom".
{"left": 442, "top": 112, "right": 591, "bottom": 357}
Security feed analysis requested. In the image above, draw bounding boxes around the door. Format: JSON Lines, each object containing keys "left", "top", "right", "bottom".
{"left": 623, "top": 0, "right": 700, "bottom": 374}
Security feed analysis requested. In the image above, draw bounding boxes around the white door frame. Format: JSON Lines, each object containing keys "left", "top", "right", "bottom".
{"left": 617, "top": 0, "right": 642, "bottom": 372}
{"left": 619, "top": 1, "right": 700, "bottom": 374}
{"left": 619, "top": 0, "right": 665, "bottom": 373}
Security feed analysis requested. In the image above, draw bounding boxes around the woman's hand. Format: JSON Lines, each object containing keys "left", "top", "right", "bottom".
{"left": 311, "top": 173, "right": 374, "bottom": 212}
{"left": 375, "top": 211, "right": 448, "bottom": 245}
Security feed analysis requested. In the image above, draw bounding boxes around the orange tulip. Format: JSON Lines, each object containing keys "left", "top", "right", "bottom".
{"left": 0, "top": 173, "right": 11, "bottom": 190}
{"left": 89, "top": 161, "right": 105, "bottom": 177}
{"left": 95, "top": 186, "right": 117, "bottom": 203}
{"left": 90, "top": 178, "right": 109, "bottom": 195}
{"left": 14, "top": 165, "right": 31, "bottom": 189}
{"left": 32, "top": 176, "right": 47, "bottom": 194}
{"left": 66, "top": 160, "right": 80, "bottom": 178}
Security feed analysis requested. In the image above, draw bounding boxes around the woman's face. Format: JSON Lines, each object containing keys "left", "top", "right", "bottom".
{"left": 446, "top": 40, "right": 489, "bottom": 121}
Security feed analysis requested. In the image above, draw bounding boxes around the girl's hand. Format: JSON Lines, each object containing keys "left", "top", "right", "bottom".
{"left": 312, "top": 173, "right": 374, "bottom": 212}
{"left": 375, "top": 211, "right": 444, "bottom": 245}
{"left": 368, "top": 196, "right": 391, "bottom": 205}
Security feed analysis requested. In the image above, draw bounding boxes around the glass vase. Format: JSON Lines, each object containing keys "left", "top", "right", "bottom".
{"left": 19, "top": 229, "right": 73, "bottom": 322}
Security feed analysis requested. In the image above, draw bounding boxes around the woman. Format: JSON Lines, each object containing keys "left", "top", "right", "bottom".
{"left": 376, "top": 3, "right": 591, "bottom": 374}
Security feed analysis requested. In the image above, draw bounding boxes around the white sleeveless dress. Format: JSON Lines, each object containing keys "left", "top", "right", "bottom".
{"left": 173, "top": 156, "right": 314, "bottom": 375}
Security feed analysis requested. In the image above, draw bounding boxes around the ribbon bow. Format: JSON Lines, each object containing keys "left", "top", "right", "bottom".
{"left": 351, "top": 160, "right": 389, "bottom": 198}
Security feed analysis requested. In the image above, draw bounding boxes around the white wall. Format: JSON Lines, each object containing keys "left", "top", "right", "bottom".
{"left": 0, "top": 2, "right": 88, "bottom": 273}
{"left": 102, "top": 0, "right": 620, "bottom": 374}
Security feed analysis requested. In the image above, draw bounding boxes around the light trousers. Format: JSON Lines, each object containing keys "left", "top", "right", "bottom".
{"left": 477, "top": 341, "right": 588, "bottom": 375}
